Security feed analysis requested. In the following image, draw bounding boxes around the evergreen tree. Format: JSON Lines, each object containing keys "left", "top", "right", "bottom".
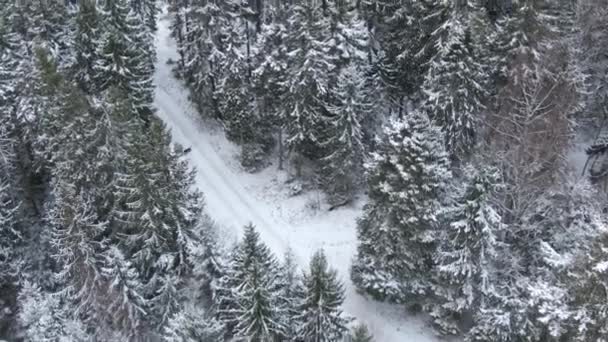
{"left": 191, "top": 217, "right": 226, "bottom": 304}
{"left": 432, "top": 165, "right": 502, "bottom": 335}
{"left": 48, "top": 186, "right": 108, "bottom": 328}
{"left": 129, "top": 0, "right": 158, "bottom": 32}
{"left": 100, "top": 246, "right": 147, "bottom": 337}
{"left": 320, "top": 64, "right": 371, "bottom": 205}
{"left": 181, "top": 0, "right": 222, "bottom": 117}
{"left": 377, "top": 0, "right": 444, "bottom": 113}
{"left": 216, "top": 224, "right": 284, "bottom": 340}
{"left": 0, "top": 4, "right": 22, "bottom": 112}
{"left": 325, "top": 3, "right": 367, "bottom": 74}
{"left": 0, "top": 126, "right": 21, "bottom": 330}
{"left": 72, "top": 0, "right": 101, "bottom": 93}
{"left": 17, "top": 281, "right": 89, "bottom": 342}
{"left": 352, "top": 113, "right": 451, "bottom": 304}
{"left": 95, "top": 0, "right": 155, "bottom": 122}
{"left": 350, "top": 323, "right": 374, "bottom": 342}
{"left": 115, "top": 119, "right": 203, "bottom": 327}
{"left": 296, "top": 249, "right": 349, "bottom": 342}
{"left": 276, "top": 248, "right": 301, "bottom": 341}
{"left": 251, "top": 15, "right": 289, "bottom": 169}
{"left": 162, "top": 304, "right": 224, "bottom": 342}
{"left": 421, "top": 2, "right": 488, "bottom": 157}
{"left": 282, "top": 2, "right": 333, "bottom": 165}
{"left": 13, "top": 0, "right": 74, "bottom": 68}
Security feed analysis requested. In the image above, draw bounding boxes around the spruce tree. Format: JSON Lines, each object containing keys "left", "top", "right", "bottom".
{"left": 114, "top": 119, "right": 203, "bottom": 327}
{"left": 17, "top": 281, "right": 89, "bottom": 341}
{"left": 129, "top": 0, "right": 158, "bottom": 32}
{"left": 72, "top": 0, "right": 101, "bottom": 93}
{"left": 216, "top": 224, "right": 283, "bottom": 340}
{"left": 0, "top": 126, "right": 21, "bottom": 327}
{"left": 181, "top": 0, "right": 222, "bottom": 117}
{"left": 191, "top": 217, "right": 226, "bottom": 304}
{"left": 276, "top": 248, "right": 301, "bottom": 341}
{"left": 377, "top": 0, "right": 444, "bottom": 112}
{"left": 421, "top": 3, "right": 488, "bottom": 157}
{"left": 0, "top": 5, "right": 22, "bottom": 111}
{"left": 48, "top": 186, "right": 108, "bottom": 327}
{"left": 95, "top": 0, "right": 155, "bottom": 122}
{"left": 162, "top": 304, "right": 224, "bottom": 342}
{"left": 100, "top": 246, "right": 147, "bottom": 337}
{"left": 432, "top": 165, "right": 502, "bottom": 335}
{"left": 296, "top": 249, "right": 349, "bottom": 342}
{"left": 352, "top": 113, "right": 451, "bottom": 304}
{"left": 321, "top": 64, "right": 371, "bottom": 205}
{"left": 350, "top": 323, "right": 374, "bottom": 342}
{"left": 325, "top": 3, "right": 367, "bottom": 74}
{"left": 14, "top": 0, "right": 73, "bottom": 68}
{"left": 282, "top": 2, "right": 333, "bottom": 164}
{"left": 251, "top": 15, "right": 289, "bottom": 169}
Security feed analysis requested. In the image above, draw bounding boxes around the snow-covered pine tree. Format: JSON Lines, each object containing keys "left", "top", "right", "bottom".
{"left": 17, "top": 281, "right": 89, "bottom": 341}
{"left": 162, "top": 304, "right": 225, "bottom": 342}
{"left": 350, "top": 323, "right": 374, "bottom": 342}
{"left": 48, "top": 185, "right": 108, "bottom": 328}
{"left": 114, "top": 119, "right": 203, "bottom": 328}
{"left": 181, "top": 0, "right": 222, "bottom": 117}
{"left": 191, "top": 216, "right": 226, "bottom": 305}
{"left": 129, "top": 0, "right": 158, "bottom": 32}
{"left": 0, "top": 4, "right": 22, "bottom": 111}
{"left": 100, "top": 246, "right": 147, "bottom": 338}
{"left": 167, "top": 0, "right": 186, "bottom": 69}
{"left": 95, "top": 0, "right": 155, "bottom": 122}
{"left": 72, "top": 0, "right": 101, "bottom": 93}
{"left": 276, "top": 248, "right": 301, "bottom": 341}
{"left": 432, "top": 165, "right": 502, "bottom": 335}
{"left": 325, "top": 2, "right": 367, "bottom": 74}
{"left": 421, "top": 2, "right": 488, "bottom": 157}
{"left": 296, "top": 249, "right": 349, "bottom": 342}
{"left": 213, "top": 1, "right": 258, "bottom": 148}
{"left": 578, "top": 0, "right": 608, "bottom": 124}
{"left": 320, "top": 64, "right": 371, "bottom": 205}
{"left": 569, "top": 224, "right": 608, "bottom": 342}
{"left": 12, "top": 0, "right": 74, "bottom": 69}
{"left": 251, "top": 13, "right": 289, "bottom": 169}
{"left": 219, "top": 0, "right": 279, "bottom": 171}
{"left": 467, "top": 176, "right": 603, "bottom": 341}
{"left": 519, "top": 178, "right": 602, "bottom": 341}
{"left": 215, "top": 224, "right": 284, "bottom": 340}
{"left": 351, "top": 113, "right": 451, "bottom": 305}
{"left": 0, "top": 125, "right": 21, "bottom": 331}
{"left": 0, "top": 5, "right": 24, "bottom": 216}
{"left": 376, "top": 0, "right": 444, "bottom": 114}
{"left": 282, "top": 2, "right": 333, "bottom": 166}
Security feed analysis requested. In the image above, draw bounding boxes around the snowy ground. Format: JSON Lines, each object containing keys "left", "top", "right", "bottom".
{"left": 153, "top": 8, "right": 442, "bottom": 342}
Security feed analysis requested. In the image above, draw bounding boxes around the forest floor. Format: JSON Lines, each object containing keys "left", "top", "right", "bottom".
{"left": 153, "top": 7, "right": 444, "bottom": 342}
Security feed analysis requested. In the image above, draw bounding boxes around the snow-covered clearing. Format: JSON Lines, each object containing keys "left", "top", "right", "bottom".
{"left": 153, "top": 8, "right": 442, "bottom": 342}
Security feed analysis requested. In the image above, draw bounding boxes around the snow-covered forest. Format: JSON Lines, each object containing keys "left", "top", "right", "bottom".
{"left": 2, "top": 0, "right": 608, "bottom": 341}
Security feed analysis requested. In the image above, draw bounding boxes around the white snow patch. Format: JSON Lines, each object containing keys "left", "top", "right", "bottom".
{"left": 153, "top": 8, "right": 445, "bottom": 342}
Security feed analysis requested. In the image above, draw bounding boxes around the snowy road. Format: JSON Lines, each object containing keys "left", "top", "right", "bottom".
{"left": 153, "top": 8, "right": 442, "bottom": 342}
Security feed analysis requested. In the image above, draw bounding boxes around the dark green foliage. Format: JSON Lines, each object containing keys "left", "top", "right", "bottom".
{"left": 352, "top": 113, "right": 451, "bottom": 304}
{"left": 216, "top": 224, "right": 284, "bottom": 340}
{"left": 350, "top": 323, "right": 374, "bottom": 342}
{"left": 431, "top": 165, "right": 502, "bottom": 335}
{"left": 421, "top": 3, "right": 488, "bottom": 157}
{"left": 296, "top": 249, "right": 349, "bottom": 341}
{"left": 72, "top": 0, "right": 101, "bottom": 93}
{"left": 95, "top": 0, "right": 155, "bottom": 122}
